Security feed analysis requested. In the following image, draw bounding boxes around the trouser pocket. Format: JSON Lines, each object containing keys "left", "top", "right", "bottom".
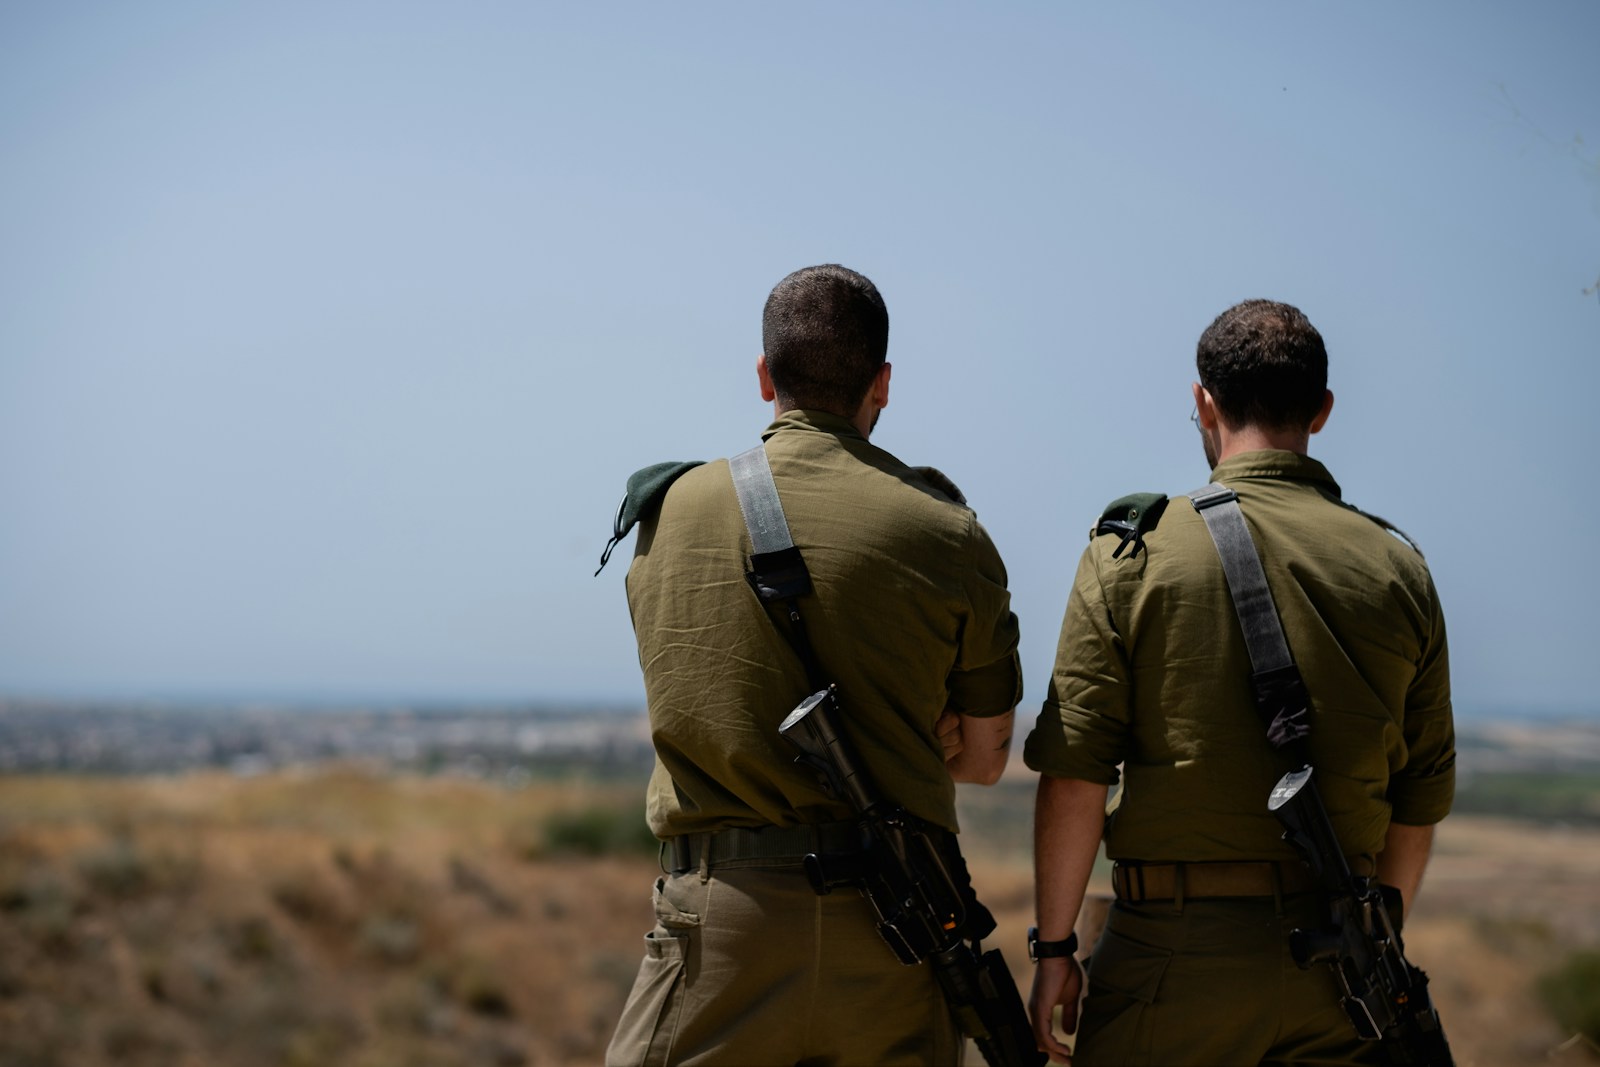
{"left": 1074, "top": 925, "right": 1173, "bottom": 1067}
{"left": 606, "top": 927, "right": 689, "bottom": 1067}
{"left": 605, "top": 878, "right": 700, "bottom": 1067}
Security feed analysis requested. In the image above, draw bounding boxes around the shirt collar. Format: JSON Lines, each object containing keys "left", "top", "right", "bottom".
{"left": 760, "top": 408, "right": 866, "bottom": 443}
{"left": 1209, "top": 450, "right": 1342, "bottom": 498}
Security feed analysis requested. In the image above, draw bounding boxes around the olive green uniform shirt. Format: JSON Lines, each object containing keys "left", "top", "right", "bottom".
{"left": 1024, "top": 450, "right": 1454, "bottom": 862}
{"left": 628, "top": 410, "right": 1023, "bottom": 838}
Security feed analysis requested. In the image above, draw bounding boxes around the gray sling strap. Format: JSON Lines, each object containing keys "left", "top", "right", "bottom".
{"left": 729, "top": 443, "right": 825, "bottom": 689}
{"left": 730, "top": 444, "right": 797, "bottom": 556}
{"left": 1188, "top": 483, "right": 1312, "bottom": 755}
{"left": 1188, "top": 483, "right": 1293, "bottom": 676}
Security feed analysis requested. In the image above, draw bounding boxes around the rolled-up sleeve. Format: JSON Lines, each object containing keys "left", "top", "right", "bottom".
{"left": 1388, "top": 578, "right": 1455, "bottom": 825}
{"left": 1024, "top": 546, "right": 1131, "bottom": 784}
{"left": 946, "top": 514, "right": 1023, "bottom": 718}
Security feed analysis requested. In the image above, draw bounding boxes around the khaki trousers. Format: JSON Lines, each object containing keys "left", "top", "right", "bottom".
{"left": 1074, "top": 894, "right": 1385, "bottom": 1067}
{"left": 606, "top": 862, "right": 962, "bottom": 1067}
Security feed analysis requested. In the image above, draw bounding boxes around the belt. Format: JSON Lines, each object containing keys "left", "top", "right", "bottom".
{"left": 1111, "top": 858, "right": 1373, "bottom": 903}
{"left": 665, "top": 821, "right": 864, "bottom": 874}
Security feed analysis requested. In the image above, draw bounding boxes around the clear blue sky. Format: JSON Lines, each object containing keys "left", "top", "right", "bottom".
{"left": 2, "top": 2, "right": 1595, "bottom": 716}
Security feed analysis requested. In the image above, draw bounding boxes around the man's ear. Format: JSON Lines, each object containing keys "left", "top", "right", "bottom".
{"left": 872, "top": 361, "right": 891, "bottom": 411}
{"left": 1309, "top": 389, "right": 1334, "bottom": 435}
{"left": 1192, "top": 382, "right": 1220, "bottom": 429}
{"left": 757, "top": 354, "right": 776, "bottom": 403}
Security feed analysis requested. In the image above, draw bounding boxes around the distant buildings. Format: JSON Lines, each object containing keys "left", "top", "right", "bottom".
{"left": 0, "top": 699, "right": 653, "bottom": 778}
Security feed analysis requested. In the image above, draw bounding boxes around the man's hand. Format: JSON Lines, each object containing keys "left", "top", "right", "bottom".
{"left": 1030, "top": 954, "right": 1084, "bottom": 1064}
{"left": 1031, "top": 776, "right": 1109, "bottom": 1063}
{"left": 936, "top": 711, "right": 965, "bottom": 762}
{"left": 942, "top": 710, "right": 1014, "bottom": 785}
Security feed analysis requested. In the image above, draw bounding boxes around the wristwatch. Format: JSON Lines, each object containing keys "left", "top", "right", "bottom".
{"left": 1027, "top": 926, "right": 1079, "bottom": 963}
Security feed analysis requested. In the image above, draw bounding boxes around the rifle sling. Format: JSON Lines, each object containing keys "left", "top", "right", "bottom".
{"left": 1187, "top": 483, "right": 1313, "bottom": 758}
{"left": 729, "top": 443, "right": 830, "bottom": 692}
{"left": 728, "top": 443, "right": 996, "bottom": 932}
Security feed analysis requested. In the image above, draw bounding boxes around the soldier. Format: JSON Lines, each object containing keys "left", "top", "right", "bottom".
{"left": 1023, "top": 300, "right": 1455, "bottom": 1066}
{"left": 602, "top": 264, "right": 1023, "bottom": 1066}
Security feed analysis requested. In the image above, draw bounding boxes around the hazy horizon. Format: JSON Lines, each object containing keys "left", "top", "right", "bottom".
{"left": 0, "top": 690, "right": 1587, "bottom": 725}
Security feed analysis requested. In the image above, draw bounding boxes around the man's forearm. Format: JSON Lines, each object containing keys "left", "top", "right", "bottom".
{"left": 1375, "top": 820, "right": 1436, "bottom": 920}
{"left": 1033, "top": 775, "right": 1109, "bottom": 939}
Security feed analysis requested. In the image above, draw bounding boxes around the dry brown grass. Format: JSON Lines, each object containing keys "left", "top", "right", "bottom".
{"left": 0, "top": 769, "right": 653, "bottom": 1067}
{"left": 0, "top": 769, "right": 1594, "bottom": 1067}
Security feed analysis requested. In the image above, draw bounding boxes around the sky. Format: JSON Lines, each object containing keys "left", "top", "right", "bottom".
{"left": 1, "top": 2, "right": 1596, "bottom": 718}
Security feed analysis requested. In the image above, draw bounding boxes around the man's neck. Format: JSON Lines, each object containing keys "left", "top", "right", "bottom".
{"left": 1214, "top": 423, "right": 1311, "bottom": 463}
{"left": 771, "top": 402, "right": 876, "bottom": 440}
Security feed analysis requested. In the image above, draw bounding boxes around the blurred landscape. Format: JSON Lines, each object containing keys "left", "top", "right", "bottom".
{"left": 1, "top": 699, "right": 1597, "bottom": 1067}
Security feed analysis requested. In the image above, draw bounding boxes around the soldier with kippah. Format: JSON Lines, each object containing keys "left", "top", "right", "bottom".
{"left": 1025, "top": 300, "right": 1455, "bottom": 1066}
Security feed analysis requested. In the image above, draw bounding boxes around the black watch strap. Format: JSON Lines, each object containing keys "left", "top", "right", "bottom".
{"left": 1027, "top": 926, "right": 1079, "bottom": 962}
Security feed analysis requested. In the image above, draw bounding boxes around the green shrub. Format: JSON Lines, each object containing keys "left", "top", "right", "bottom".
{"left": 280, "top": 1018, "right": 360, "bottom": 1067}
{"left": 101, "top": 1014, "right": 181, "bottom": 1061}
{"left": 358, "top": 914, "right": 421, "bottom": 964}
{"left": 271, "top": 869, "right": 343, "bottom": 926}
{"left": 220, "top": 915, "right": 281, "bottom": 964}
{"left": 538, "top": 806, "right": 656, "bottom": 858}
{"left": 11, "top": 868, "right": 81, "bottom": 954}
{"left": 374, "top": 974, "right": 456, "bottom": 1037}
{"left": 1452, "top": 772, "right": 1600, "bottom": 824}
{"left": 77, "top": 838, "right": 150, "bottom": 898}
{"left": 452, "top": 959, "right": 514, "bottom": 1018}
{"left": 75, "top": 834, "right": 199, "bottom": 900}
{"left": 1539, "top": 949, "right": 1600, "bottom": 1043}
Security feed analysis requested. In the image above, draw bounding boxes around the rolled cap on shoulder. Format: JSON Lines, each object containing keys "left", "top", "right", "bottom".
{"left": 595, "top": 460, "right": 705, "bottom": 575}
{"left": 1092, "top": 492, "right": 1169, "bottom": 559}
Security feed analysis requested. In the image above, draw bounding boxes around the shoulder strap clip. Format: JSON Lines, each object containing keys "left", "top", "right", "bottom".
{"left": 1188, "top": 484, "right": 1238, "bottom": 511}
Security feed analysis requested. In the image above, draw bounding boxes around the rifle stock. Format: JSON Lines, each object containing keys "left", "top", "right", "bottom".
{"left": 1270, "top": 766, "right": 1454, "bottom": 1066}
{"left": 780, "top": 688, "right": 1045, "bottom": 1067}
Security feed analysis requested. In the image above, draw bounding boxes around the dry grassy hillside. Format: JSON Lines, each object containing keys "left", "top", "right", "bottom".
{"left": 0, "top": 769, "right": 1595, "bottom": 1067}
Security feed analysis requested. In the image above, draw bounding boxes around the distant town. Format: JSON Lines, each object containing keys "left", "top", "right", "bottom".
{"left": 3, "top": 699, "right": 1599, "bottom": 784}
{"left": 0, "top": 698, "right": 654, "bottom": 781}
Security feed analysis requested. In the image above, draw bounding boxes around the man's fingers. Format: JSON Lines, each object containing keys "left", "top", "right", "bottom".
{"left": 1038, "top": 1006, "right": 1072, "bottom": 1063}
{"left": 1060, "top": 995, "right": 1080, "bottom": 1037}
{"left": 1059, "top": 957, "right": 1085, "bottom": 1035}
{"left": 935, "top": 711, "right": 964, "bottom": 759}
{"left": 1030, "top": 962, "right": 1074, "bottom": 1063}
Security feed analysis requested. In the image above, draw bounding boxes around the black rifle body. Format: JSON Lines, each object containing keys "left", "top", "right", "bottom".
{"left": 780, "top": 688, "right": 1045, "bottom": 1067}
{"left": 1270, "top": 766, "right": 1454, "bottom": 1066}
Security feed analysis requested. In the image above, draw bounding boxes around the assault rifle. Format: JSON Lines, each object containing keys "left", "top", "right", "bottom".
{"left": 1189, "top": 481, "right": 1453, "bottom": 1065}
{"left": 781, "top": 688, "right": 1045, "bottom": 1067}
{"left": 1270, "top": 766, "right": 1455, "bottom": 1066}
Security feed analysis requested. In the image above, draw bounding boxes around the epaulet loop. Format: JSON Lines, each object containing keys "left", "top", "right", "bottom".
{"left": 1353, "top": 506, "right": 1425, "bottom": 559}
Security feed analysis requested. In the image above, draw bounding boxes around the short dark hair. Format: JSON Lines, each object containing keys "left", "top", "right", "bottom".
{"left": 762, "top": 264, "right": 889, "bottom": 416}
{"left": 1196, "top": 299, "right": 1328, "bottom": 430}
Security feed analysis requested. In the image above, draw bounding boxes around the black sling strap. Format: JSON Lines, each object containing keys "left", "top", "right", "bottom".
{"left": 1188, "top": 483, "right": 1313, "bottom": 759}
{"left": 728, "top": 444, "right": 829, "bottom": 691}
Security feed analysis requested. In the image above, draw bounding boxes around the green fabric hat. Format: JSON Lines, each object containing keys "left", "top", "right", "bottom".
{"left": 1093, "top": 491, "right": 1169, "bottom": 559}
{"left": 595, "top": 461, "right": 705, "bottom": 574}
